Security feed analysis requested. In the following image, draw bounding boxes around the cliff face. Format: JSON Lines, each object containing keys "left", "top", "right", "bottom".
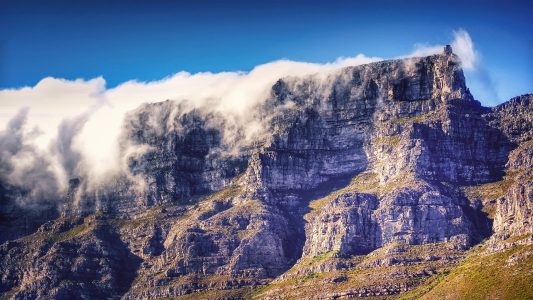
{"left": 487, "top": 95, "right": 533, "bottom": 242}
{"left": 1, "top": 48, "right": 531, "bottom": 299}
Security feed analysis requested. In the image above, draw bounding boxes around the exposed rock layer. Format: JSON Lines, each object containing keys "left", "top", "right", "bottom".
{"left": 1, "top": 48, "right": 531, "bottom": 299}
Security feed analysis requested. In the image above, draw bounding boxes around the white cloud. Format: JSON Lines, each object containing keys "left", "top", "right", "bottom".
{"left": 403, "top": 44, "right": 443, "bottom": 58}
{"left": 401, "top": 29, "right": 499, "bottom": 102}
{"left": 0, "top": 29, "right": 494, "bottom": 204}
{"left": 0, "top": 54, "right": 381, "bottom": 191}
{"left": 402, "top": 29, "right": 479, "bottom": 72}
{"left": 0, "top": 77, "right": 106, "bottom": 150}
{"left": 451, "top": 29, "right": 478, "bottom": 71}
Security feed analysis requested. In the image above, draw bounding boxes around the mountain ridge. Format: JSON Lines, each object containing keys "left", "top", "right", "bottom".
{"left": 0, "top": 46, "right": 531, "bottom": 299}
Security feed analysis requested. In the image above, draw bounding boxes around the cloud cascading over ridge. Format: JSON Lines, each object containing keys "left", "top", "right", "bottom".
{"left": 404, "top": 29, "right": 499, "bottom": 104}
{"left": 0, "top": 30, "right": 485, "bottom": 208}
{"left": 401, "top": 29, "right": 478, "bottom": 70}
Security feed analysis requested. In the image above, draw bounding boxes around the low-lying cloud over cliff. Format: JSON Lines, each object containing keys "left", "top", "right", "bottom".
{"left": 0, "top": 30, "right": 482, "bottom": 209}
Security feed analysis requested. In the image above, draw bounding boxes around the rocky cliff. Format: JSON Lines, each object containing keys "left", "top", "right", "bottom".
{"left": 1, "top": 47, "right": 531, "bottom": 299}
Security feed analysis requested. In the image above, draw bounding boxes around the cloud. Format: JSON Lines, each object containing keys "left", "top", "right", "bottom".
{"left": 77, "top": 56, "right": 381, "bottom": 183}
{"left": 0, "top": 29, "right": 498, "bottom": 209}
{"left": 0, "top": 77, "right": 106, "bottom": 151}
{"left": 402, "top": 29, "right": 479, "bottom": 71}
{"left": 450, "top": 29, "right": 499, "bottom": 103}
{"left": 0, "top": 109, "right": 63, "bottom": 209}
{"left": 403, "top": 29, "right": 499, "bottom": 102}
{"left": 403, "top": 44, "right": 443, "bottom": 58}
{"left": 451, "top": 29, "right": 479, "bottom": 71}
{"left": 0, "top": 54, "right": 382, "bottom": 199}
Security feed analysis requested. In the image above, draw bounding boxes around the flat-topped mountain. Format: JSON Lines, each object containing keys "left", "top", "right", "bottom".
{"left": 1, "top": 46, "right": 531, "bottom": 299}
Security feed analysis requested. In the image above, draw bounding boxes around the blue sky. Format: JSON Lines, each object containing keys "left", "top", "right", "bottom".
{"left": 1, "top": 0, "right": 531, "bottom": 105}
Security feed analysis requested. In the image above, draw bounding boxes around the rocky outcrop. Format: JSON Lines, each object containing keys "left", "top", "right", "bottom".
{"left": 487, "top": 95, "right": 533, "bottom": 241}
{"left": 62, "top": 101, "right": 249, "bottom": 217}
{"left": 492, "top": 141, "right": 532, "bottom": 239}
{"left": 303, "top": 192, "right": 379, "bottom": 257}
{"left": 0, "top": 215, "right": 140, "bottom": 299}
{"left": 487, "top": 94, "right": 532, "bottom": 143}
{"left": 123, "top": 102, "right": 248, "bottom": 203}
{"left": 0, "top": 183, "right": 59, "bottom": 244}
{"left": 0, "top": 47, "right": 531, "bottom": 299}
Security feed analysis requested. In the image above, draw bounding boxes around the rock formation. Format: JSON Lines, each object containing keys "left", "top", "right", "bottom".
{"left": 1, "top": 46, "right": 531, "bottom": 299}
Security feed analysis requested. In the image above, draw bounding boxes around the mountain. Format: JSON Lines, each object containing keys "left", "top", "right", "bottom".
{"left": 1, "top": 46, "right": 531, "bottom": 299}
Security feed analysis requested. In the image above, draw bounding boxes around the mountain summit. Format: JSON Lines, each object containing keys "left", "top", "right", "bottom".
{"left": 1, "top": 47, "right": 532, "bottom": 299}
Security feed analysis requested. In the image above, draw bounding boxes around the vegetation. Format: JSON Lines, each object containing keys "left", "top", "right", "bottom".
{"left": 203, "top": 184, "right": 242, "bottom": 202}
{"left": 397, "top": 272, "right": 449, "bottom": 300}
{"left": 312, "top": 250, "right": 338, "bottom": 262}
{"left": 504, "top": 234, "right": 531, "bottom": 244}
{"left": 374, "top": 135, "right": 400, "bottom": 147}
{"left": 462, "top": 173, "right": 516, "bottom": 201}
{"left": 388, "top": 112, "right": 431, "bottom": 124}
{"left": 306, "top": 171, "right": 378, "bottom": 218}
{"left": 253, "top": 242, "right": 466, "bottom": 299}
{"left": 16, "top": 216, "right": 93, "bottom": 244}
{"left": 402, "top": 244, "right": 533, "bottom": 299}
{"left": 286, "top": 250, "right": 340, "bottom": 273}
{"left": 462, "top": 170, "right": 518, "bottom": 218}
{"left": 46, "top": 223, "right": 90, "bottom": 243}
{"left": 143, "top": 239, "right": 532, "bottom": 300}
{"left": 305, "top": 171, "right": 420, "bottom": 221}
{"left": 170, "top": 287, "right": 255, "bottom": 300}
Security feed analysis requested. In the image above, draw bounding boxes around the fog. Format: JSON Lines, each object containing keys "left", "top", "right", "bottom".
{"left": 0, "top": 30, "right": 479, "bottom": 209}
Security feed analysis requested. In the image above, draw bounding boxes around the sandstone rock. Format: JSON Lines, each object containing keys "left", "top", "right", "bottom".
{"left": 1, "top": 47, "right": 531, "bottom": 299}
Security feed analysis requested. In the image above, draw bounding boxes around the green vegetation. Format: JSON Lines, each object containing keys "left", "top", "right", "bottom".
{"left": 46, "top": 223, "right": 90, "bottom": 243}
{"left": 254, "top": 242, "right": 471, "bottom": 299}
{"left": 301, "top": 272, "right": 321, "bottom": 283}
{"left": 258, "top": 242, "right": 533, "bottom": 299}
{"left": 287, "top": 250, "right": 339, "bottom": 273}
{"left": 374, "top": 135, "right": 400, "bottom": 147}
{"left": 402, "top": 244, "right": 533, "bottom": 299}
{"left": 312, "top": 250, "right": 338, "bottom": 262}
{"left": 305, "top": 171, "right": 420, "bottom": 221}
{"left": 252, "top": 271, "right": 328, "bottom": 299}
{"left": 388, "top": 113, "right": 431, "bottom": 124}
{"left": 115, "top": 185, "right": 243, "bottom": 230}
{"left": 172, "top": 287, "right": 255, "bottom": 300}
{"left": 504, "top": 234, "right": 532, "bottom": 244}
{"left": 147, "top": 274, "right": 264, "bottom": 300}
{"left": 203, "top": 184, "right": 242, "bottom": 202}
{"left": 17, "top": 216, "right": 94, "bottom": 244}
{"left": 305, "top": 172, "right": 380, "bottom": 220}
{"left": 252, "top": 283, "right": 281, "bottom": 299}
{"left": 307, "top": 194, "right": 336, "bottom": 217}
{"left": 462, "top": 170, "right": 518, "bottom": 218}
{"left": 462, "top": 174, "right": 515, "bottom": 201}
{"left": 397, "top": 272, "right": 449, "bottom": 300}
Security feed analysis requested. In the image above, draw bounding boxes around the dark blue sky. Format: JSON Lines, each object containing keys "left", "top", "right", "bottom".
{"left": 1, "top": 0, "right": 531, "bottom": 104}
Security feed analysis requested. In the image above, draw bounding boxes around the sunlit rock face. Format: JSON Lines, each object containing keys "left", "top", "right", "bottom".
{"left": 487, "top": 94, "right": 533, "bottom": 242}
{"left": 0, "top": 48, "right": 531, "bottom": 299}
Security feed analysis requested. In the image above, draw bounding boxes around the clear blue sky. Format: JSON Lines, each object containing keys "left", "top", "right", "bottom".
{"left": 1, "top": 0, "right": 531, "bottom": 105}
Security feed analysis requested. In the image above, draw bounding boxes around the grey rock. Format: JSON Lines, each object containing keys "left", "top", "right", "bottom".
{"left": 1, "top": 47, "right": 531, "bottom": 299}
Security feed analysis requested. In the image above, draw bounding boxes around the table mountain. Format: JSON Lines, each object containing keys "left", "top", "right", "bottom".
{"left": 1, "top": 46, "right": 531, "bottom": 299}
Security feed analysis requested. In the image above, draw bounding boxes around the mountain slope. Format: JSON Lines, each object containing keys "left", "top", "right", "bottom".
{"left": 0, "top": 47, "right": 531, "bottom": 299}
